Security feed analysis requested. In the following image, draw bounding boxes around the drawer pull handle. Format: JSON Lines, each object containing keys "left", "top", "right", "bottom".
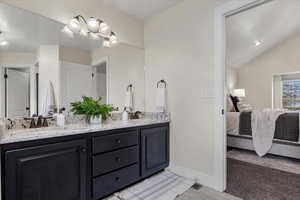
{"left": 116, "top": 139, "right": 121, "bottom": 144}
{"left": 115, "top": 157, "right": 121, "bottom": 162}
{"left": 115, "top": 177, "right": 121, "bottom": 182}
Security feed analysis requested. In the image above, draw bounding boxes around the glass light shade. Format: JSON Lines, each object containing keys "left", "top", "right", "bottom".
{"left": 109, "top": 33, "right": 118, "bottom": 45}
{"left": 68, "top": 18, "right": 81, "bottom": 33}
{"left": 99, "top": 22, "right": 110, "bottom": 35}
{"left": 79, "top": 29, "right": 88, "bottom": 37}
{"left": 62, "top": 26, "right": 74, "bottom": 37}
{"left": 233, "top": 89, "right": 246, "bottom": 97}
{"left": 89, "top": 32, "right": 100, "bottom": 40}
{"left": 87, "top": 17, "right": 100, "bottom": 33}
{"left": 103, "top": 38, "right": 111, "bottom": 47}
{"left": 0, "top": 40, "right": 8, "bottom": 46}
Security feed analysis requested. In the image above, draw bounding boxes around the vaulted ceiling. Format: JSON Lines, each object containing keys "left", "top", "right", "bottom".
{"left": 226, "top": 0, "right": 300, "bottom": 68}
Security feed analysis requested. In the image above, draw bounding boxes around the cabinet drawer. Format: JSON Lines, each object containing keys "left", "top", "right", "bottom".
{"left": 93, "top": 146, "right": 139, "bottom": 176}
{"left": 93, "top": 131, "right": 138, "bottom": 154}
{"left": 93, "top": 164, "right": 139, "bottom": 199}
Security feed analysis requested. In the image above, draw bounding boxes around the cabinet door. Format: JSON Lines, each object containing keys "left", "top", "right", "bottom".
{"left": 5, "top": 139, "right": 87, "bottom": 200}
{"left": 141, "top": 126, "right": 169, "bottom": 177}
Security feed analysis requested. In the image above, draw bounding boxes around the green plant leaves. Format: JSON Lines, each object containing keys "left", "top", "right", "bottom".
{"left": 70, "top": 96, "right": 114, "bottom": 120}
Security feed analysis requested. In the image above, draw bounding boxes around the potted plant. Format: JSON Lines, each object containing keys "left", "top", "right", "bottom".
{"left": 70, "top": 96, "right": 114, "bottom": 125}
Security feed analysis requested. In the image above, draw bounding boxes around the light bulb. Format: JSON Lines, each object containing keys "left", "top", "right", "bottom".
{"left": 255, "top": 40, "right": 261, "bottom": 46}
{"left": 0, "top": 40, "right": 8, "bottom": 46}
{"left": 99, "top": 22, "right": 110, "bottom": 35}
{"left": 103, "top": 38, "right": 111, "bottom": 47}
{"left": 109, "top": 33, "right": 118, "bottom": 44}
{"left": 62, "top": 26, "right": 74, "bottom": 37}
{"left": 87, "top": 17, "right": 100, "bottom": 33}
{"left": 68, "top": 18, "right": 81, "bottom": 33}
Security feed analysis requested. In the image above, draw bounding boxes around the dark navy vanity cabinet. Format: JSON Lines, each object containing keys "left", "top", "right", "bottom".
{"left": 1, "top": 122, "right": 169, "bottom": 200}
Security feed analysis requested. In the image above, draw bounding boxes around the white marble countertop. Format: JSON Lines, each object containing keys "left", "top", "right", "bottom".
{"left": 0, "top": 119, "right": 169, "bottom": 144}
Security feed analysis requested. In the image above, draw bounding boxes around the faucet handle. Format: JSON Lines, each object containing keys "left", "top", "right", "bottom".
{"left": 30, "top": 118, "right": 36, "bottom": 128}
{"left": 36, "top": 116, "right": 43, "bottom": 128}
{"left": 42, "top": 118, "right": 49, "bottom": 127}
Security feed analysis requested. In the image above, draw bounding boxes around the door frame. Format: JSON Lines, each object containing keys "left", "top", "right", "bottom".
{"left": 92, "top": 56, "right": 110, "bottom": 104}
{"left": 214, "top": 0, "right": 273, "bottom": 191}
{"left": 0, "top": 64, "right": 34, "bottom": 118}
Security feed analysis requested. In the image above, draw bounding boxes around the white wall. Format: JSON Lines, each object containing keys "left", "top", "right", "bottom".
{"left": 0, "top": 52, "right": 36, "bottom": 65}
{"left": 0, "top": 0, "right": 144, "bottom": 48}
{"left": 144, "top": 0, "right": 227, "bottom": 190}
{"left": 237, "top": 33, "right": 300, "bottom": 109}
{"left": 38, "top": 45, "right": 60, "bottom": 112}
{"left": 92, "top": 44, "right": 145, "bottom": 111}
{"left": 59, "top": 46, "right": 91, "bottom": 65}
{"left": 226, "top": 67, "right": 238, "bottom": 94}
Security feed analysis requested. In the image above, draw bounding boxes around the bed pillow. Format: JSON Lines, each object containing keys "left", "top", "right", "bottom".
{"left": 227, "top": 95, "right": 236, "bottom": 112}
{"left": 237, "top": 102, "right": 252, "bottom": 112}
{"left": 230, "top": 95, "right": 240, "bottom": 112}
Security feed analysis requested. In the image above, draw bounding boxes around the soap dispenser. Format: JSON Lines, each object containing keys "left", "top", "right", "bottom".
{"left": 56, "top": 108, "right": 66, "bottom": 127}
{"left": 122, "top": 107, "right": 129, "bottom": 121}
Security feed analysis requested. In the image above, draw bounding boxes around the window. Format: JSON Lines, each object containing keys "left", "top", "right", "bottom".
{"left": 282, "top": 79, "right": 300, "bottom": 110}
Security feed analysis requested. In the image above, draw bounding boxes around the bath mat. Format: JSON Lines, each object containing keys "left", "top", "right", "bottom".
{"left": 110, "top": 170, "right": 195, "bottom": 200}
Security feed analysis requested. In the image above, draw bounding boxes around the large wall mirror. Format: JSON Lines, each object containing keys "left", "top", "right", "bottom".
{"left": 0, "top": 3, "right": 145, "bottom": 118}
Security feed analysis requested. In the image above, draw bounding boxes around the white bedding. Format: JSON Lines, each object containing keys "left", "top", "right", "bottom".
{"left": 226, "top": 112, "right": 240, "bottom": 135}
{"left": 227, "top": 110, "right": 299, "bottom": 157}
{"left": 251, "top": 110, "right": 284, "bottom": 157}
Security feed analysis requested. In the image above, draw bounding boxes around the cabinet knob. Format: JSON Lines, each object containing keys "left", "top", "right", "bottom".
{"left": 81, "top": 148, "right": 87, "bottom": 153}
{"left": 115, "top": 177, "right": 121, "bottom": 182}
{"left": 115, "top": 157, "right": 121, "bottom": 162}
{"left": 116, "top": 139, "right": 121, "bottom": 144}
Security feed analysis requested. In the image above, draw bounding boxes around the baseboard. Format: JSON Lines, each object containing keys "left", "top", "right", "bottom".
{"left": 168, "top": 163, "right": 222, "bottom": 191}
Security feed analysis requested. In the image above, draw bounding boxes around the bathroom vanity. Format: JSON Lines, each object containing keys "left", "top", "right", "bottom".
{"left": 0, "top": 120, "right": 170, "bottom": 200}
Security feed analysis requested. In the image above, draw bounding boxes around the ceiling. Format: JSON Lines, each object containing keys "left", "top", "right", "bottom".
{"left": 101, "top": 0, "right": 184, "bottom": 20}
{"left": 226, "top": 0, "right": 300, "bottom": 68}
{"left": 0, "top": 3, "right": 102, "bottom": 53}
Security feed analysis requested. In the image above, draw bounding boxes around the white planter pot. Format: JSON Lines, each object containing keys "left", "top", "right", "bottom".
{"left": 89, "top": 115, "right": 102, "bottom": 125}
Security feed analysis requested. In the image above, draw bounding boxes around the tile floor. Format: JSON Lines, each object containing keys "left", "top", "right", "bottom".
{"left": 177, "top": 186, "right": 242, "bottom": 200}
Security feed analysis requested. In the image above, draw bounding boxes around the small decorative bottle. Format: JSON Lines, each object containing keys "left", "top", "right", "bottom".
{"left": 122, "top": 107, "right": 129, "bottom": 121}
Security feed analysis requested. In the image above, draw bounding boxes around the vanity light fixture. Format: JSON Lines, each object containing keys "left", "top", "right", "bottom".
{"left": 0, "top": 31, "right": 8, "bottom": 46}
{"left": 62, "top": 15, "right": 118, "bottom": 47}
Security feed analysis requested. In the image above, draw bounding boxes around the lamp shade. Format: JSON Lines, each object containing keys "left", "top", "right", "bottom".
{"left": 233, "top": 89, "right": 245, "bottom": 97}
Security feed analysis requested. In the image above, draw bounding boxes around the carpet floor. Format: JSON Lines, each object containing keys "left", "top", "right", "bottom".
{"left": 227, "top": 149, "right": 300, "bottom": 175}
{"left": 226, "top": 158, "right": 300, "bottom": 200}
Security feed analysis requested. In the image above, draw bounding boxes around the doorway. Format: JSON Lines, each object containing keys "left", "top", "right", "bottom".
{"left": 93, "top": 60, "right": 108, "bottom": 104}
{"left": 216, "top": 0, "right": 300, "bottom": 199}
{"left": 4, "top": 67, "right": 30, "bottom": 118}
{"left": 215, "top": 0, "right": 275, "bottom": 192}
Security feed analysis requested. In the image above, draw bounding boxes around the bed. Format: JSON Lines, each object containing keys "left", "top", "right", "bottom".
{"left": 227, "top": 111, "right": 300, "bottom": 159}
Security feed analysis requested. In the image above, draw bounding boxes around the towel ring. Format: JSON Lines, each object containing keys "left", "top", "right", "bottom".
{"left": 127, "top": 84, "right": 133, "bottom": 91}
{"left": 157, "top": 80, "right": 167, "bottom": 88}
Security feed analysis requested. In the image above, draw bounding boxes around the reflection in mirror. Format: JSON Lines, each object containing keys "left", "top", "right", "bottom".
{"left": 93, "top": 60, "right": 107, "bottom": 104}
{"left": 2, "top": 66, "right": 38, "bottom": 118}
{"left": 0, "top": 2, "right": 145, "bottom": 119}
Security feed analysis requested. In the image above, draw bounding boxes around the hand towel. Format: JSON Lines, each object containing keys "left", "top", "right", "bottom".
{"left": 41, "top": 81, "right": 57, "bottom": 116}
{"left": 156, "top": 87, "right": 167, "bottom": 112}
{"left": 125, "top": 90, "right": 134, "bottom": 111}
{"left": 251, "top": 109, "right": 284, "bottom": 157}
